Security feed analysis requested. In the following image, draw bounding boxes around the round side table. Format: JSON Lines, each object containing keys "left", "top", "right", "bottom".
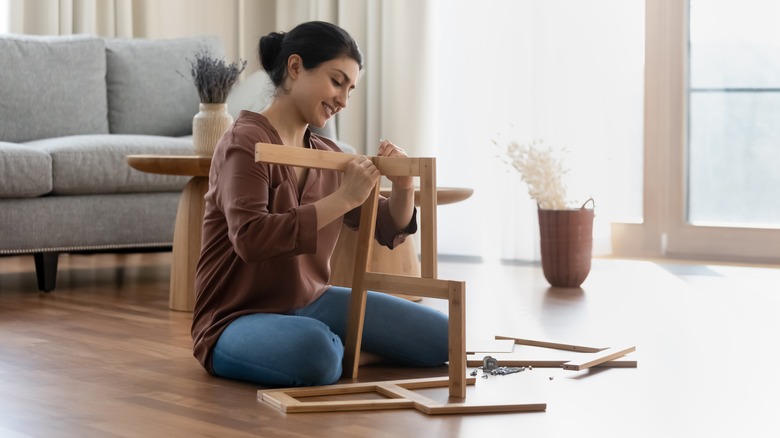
{"left": 127, "top": 155, "right": 210, "bottom": 311}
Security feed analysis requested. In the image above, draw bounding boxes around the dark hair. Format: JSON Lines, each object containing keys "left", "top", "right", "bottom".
{"left": 258, "top": 21, "right": 363, "bottom": 88}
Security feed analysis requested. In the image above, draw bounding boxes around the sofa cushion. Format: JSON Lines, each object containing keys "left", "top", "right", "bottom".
{"left": 0, "top": 193, "right": 179, "bottom": 253}
{"left": 27, "top": 134, "right": 194, "bottom": 195}
{"left": 0, "top": 35, "right": 109, "bottom": 143}
{"left": 0, "top": 142, "right": 53, "bottom": 198}
{"left": 106, "top": 36, "right": 223, "bottom": 137}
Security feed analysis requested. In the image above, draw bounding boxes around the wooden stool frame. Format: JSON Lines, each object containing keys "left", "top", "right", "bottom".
{"left": 254, "top": 143, "right": 545, "bottom": 415}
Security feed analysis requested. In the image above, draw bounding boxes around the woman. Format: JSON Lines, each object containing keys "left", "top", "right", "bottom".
{"left": 191, "top": 21, "right": 449, "bottom": 387}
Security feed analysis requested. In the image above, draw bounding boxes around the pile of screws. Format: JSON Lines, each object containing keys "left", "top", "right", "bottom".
{"left": 471, "top": 356, "right": 533, "bottom": 379}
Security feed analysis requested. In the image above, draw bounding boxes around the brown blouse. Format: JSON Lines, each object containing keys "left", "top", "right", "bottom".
{"left": 191, "top": 111, "right": 416, "bottom": 373}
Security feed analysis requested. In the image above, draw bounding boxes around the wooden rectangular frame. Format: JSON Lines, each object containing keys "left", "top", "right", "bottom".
{"left": 254, "top": 143, "right": 546, "bottom": 414}
{"left": 258, "top": 376, "right": 546, "bottom": 415}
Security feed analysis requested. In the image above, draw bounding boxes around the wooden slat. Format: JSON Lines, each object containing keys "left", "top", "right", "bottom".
{"left": 495, "top": 335, "right": 606, "bottom": 353}
{"left": 562, "top": 346, "right": 636, "bottom": 371}
{"left": 396, "top": 376, "right": 476, "bottom": 390}
{"left": 261, "top": 384, "right": 380, "bottom": 398}
{"left": 466, "top": 357, "right": 638, "bottom": 368}
{"left": 255, "top": 376, "right": 470, "bottom": 398}
{"left": 363, "top": 273, "right": 451, "bottom": 299}
{"left": 255, "top": 143, "right": 353, "bottom": 170}
{"left": 379, "top": 383, "right": 546, "bottom": 415}
{"left": 376, "top": 383, "right": 436, "bottom": 407}
{"left": 254, "top": 143, "right": 421, "bottom": 176}
{"left": 424, "top": 402, "right": 548, "bottom": 415}
{"left": 285, "top": 398, "right": 414, "bottom": 413}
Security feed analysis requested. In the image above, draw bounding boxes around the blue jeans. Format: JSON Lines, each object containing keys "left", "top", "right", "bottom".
{"left": 211, "top": 287, "right": 449, "bottom": 387}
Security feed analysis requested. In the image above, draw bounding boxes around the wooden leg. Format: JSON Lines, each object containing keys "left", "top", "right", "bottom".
{"left": 33, "top": 252, "right": 58, "bottom": 292}
{"left": 169, "top": 176, "right": 208, "bottom": 312}
{"left": 342, "top": 182, "right": 381, "bottom": 378}
{"left": 448, "top": 281, "right": 467, "bottom": 398}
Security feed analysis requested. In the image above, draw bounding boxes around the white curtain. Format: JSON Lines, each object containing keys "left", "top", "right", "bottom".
{"left": 432, "top": 0, "right": 645, "bottom": 261}
{"left": 6, "top": 0, "right": 645, "bottom": 262}
{"left": 7, "top": 0, "right": 434, "bottom": 157}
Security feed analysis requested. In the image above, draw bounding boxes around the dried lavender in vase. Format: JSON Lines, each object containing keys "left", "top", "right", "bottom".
{"left": 188, "top": 49, "right": 247, "bottom": 104}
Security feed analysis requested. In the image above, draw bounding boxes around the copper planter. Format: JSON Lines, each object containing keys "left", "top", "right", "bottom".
{"left": 537, "top": 204, "right": 594, "bottom": 288}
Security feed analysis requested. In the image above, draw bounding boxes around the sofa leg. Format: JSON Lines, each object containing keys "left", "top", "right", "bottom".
{"left": 33, "top": 252, "right": 59, "bottom": 292}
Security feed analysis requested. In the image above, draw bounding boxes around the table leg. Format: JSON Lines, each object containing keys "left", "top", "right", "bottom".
{"left": 169, "top": 176, "right": 208, "bottom": 311}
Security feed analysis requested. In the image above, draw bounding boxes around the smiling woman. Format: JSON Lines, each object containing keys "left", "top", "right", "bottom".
{"left": 190, "top": 21, "right": 450, "bottom": 389}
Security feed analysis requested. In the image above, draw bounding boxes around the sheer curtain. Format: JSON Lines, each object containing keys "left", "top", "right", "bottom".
{"left": 432, "top": 0, "right": 645, "bottom": 262}
{"left": 5, "top": 0, "right": 644, "bottom": 262}
{"left": 5, "top": 0, "right": 435, "bottom": 157}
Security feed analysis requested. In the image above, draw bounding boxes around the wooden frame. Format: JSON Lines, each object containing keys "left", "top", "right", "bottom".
{"left": 254, "top": 143, "right": 545, "bottom": 414}
{"left": 258, "top": 376, "right": 545, "bottom": 415}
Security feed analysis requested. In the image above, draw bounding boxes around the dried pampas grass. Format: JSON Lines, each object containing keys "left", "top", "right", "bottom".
{"left": 496, "top": 139, "right": 570, "bottom": 210}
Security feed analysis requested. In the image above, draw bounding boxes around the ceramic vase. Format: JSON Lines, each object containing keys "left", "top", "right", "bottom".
{"left": 537, "top": 201, "right": 595, "bottom": 288}
{"left": 192, "top": 103, "right": 232, "bottom": 156}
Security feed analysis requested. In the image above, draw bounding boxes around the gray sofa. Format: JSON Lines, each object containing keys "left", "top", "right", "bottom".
{"left": 0, "top": 34, "right": 223, "bottom": 291}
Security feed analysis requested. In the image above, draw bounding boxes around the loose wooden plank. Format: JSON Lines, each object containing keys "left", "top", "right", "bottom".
{"left": 466, "top": 357, "right": 637, "bottom": 368}
{"left": 562, "top": 346, "right": 637, "bottom": 371}
{"left": 495, "top": 335, "right": 606, "bottom": 353}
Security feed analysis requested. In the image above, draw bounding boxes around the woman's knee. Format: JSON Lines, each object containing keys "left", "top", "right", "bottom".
{"left": 286, "top": 328, "right": 344, "bottom": 385}
{"left": 212, "top": 314, "right": 345, "bottom": 386}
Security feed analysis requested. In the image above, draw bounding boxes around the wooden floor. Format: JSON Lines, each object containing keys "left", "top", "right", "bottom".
{"left": 1, "top": 252, "right": 779, "bottom": 437}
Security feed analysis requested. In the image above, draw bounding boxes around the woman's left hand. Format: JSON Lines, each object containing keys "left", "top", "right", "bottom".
{"left": 377, "top": 139, "right": 414, "bottom": 189}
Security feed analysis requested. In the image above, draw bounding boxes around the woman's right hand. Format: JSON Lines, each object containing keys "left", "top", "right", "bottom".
{"left": 338, "top": 156, "right": 380, "bottom": 208}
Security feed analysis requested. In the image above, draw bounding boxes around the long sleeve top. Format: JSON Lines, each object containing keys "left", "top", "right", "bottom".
{"left": 191, "top": 111, "right": 416, "bottom": 373}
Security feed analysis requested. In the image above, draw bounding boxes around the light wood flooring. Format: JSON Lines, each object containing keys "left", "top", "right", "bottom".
{"left": 1, "top": 252, "right": 779, "bottom": 437}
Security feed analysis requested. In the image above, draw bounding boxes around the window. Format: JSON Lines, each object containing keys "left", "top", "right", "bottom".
{"left": 688, "top": 0, "right": 780, "bottom": 227}
{"left": 614, "top": 0, "right": 780, "bottom": 262}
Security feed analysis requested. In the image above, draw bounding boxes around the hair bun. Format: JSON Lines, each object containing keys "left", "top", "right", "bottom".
{"left": 259, "top": 31, "right": 285, "bottom": 72}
